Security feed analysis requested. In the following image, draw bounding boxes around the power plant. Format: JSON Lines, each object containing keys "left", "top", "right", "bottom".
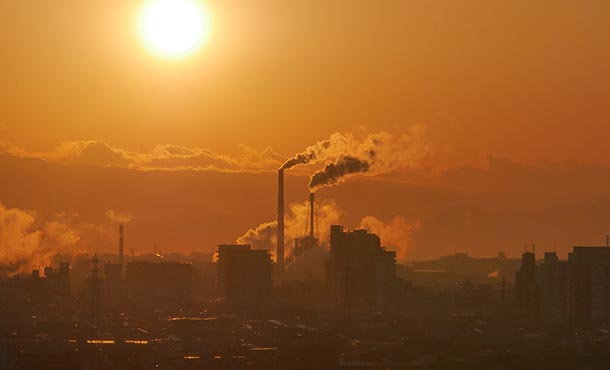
{"left": 278, "top": 169, "right": 321, "bottom": 268}
{"left": 293, "top": 192, "right": 320, "bottom": 257}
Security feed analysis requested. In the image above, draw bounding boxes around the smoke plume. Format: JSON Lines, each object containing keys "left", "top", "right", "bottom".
{"left": 307, "top": 127, "right": 430, "bottom": 191}
{"left": 309, "top": 156, "right": 371, "bottom": 190}
{"left": 236, "top": 198, "right": 342, "bottom": 261}
{"left": 358, "top": 215, "right": 421, "bottom": 262}
{"left": 279, "top": 126, "right": 429, "bottom": 190}
{"left": 0, "top": 204, "right": 81, "bottom": 276}
{"left": 236, "top": 221, "right": 277, "bottom": 251}
{"left": 279, "top": 135, "right": 348, "bottom": 170}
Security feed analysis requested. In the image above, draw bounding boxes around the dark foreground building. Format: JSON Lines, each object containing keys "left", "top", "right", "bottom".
{"left": 327, "top": 225, "right": 397, "bottom": 311}
{"left": 515, "top": 251, "right": 537, "bottom": 312}
{"left": 217, "top": 244, "right": 272, "bottom": 304}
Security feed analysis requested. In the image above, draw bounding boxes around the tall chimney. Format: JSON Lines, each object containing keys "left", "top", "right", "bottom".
{"left": 119, "top": 224, "right": 124, "bottom": 270}
{"left": 277, "top": 170, "right": 285, "bottom": 271}
{"left": 309, "top": 192, "right": 315, "bottom": 238}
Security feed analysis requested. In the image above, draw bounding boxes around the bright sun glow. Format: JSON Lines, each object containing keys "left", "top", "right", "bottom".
{"left": 138, "top": 0, "right": 210, "bottom": 59}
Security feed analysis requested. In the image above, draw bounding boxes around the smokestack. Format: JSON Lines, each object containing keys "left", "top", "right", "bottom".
{"left": 119, "top": 224, "right": 124, "bottom": 270}
{"left": 277, "top": 170, "right": 285, "bottom": 271}
{"left": 309, "top": 192, "right": 315, "bottom": 238}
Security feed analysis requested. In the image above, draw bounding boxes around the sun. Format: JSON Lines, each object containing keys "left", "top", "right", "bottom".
{"left": 138, "top": 0, "right": 210, "bottom": 59}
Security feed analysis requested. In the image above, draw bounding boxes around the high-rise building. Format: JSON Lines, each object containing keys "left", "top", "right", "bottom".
{"left": 217, "top": 244, "right": 273, "bottom": 304}
{"left": 58, "top": 262, "right": 70, "bottom": 296}
{"left": 568, "top": 246, "right": 610, "bottom": 327}
{"left": 327, "top": 225, "right": 397, "bottom": 311}
{"left": 538, "top": 252, "right": 568, "bottom": 323}
{"left": 515, "top": 251, "right": 536, "bottom": 312}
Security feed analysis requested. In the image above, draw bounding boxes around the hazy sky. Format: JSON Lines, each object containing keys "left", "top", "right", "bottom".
{"left": 1, "top": 1, "right": 610, "bottom": 266}
{"left": 1, "top": 0, "right": 609, "bottom": 165}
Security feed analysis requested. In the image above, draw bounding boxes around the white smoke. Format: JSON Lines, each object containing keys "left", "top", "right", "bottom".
{"left": 105, "top": 210, "right": 134, "bottom": 223}
{"left": 0, "top": 204, "right": 81, "bottom": 276}
{"left": 358, "top": 215, "right": 421, "bottom": 263}
{"left": 236, "top": 198, "right": 343, "bottom": 261}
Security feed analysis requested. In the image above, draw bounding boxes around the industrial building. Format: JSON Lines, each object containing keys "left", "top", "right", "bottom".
{"left": 293, "top": 192, "right": 321, "bottom": 258}
{"left": 216, "top": 244, "right": 273, "bottom": 304}
{"left": 327, "top": 225, "right": 397, "bottom": 311}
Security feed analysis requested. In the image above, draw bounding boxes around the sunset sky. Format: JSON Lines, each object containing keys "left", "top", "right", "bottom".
{"left": 1, "top": 1, "right": 610, "bottom": 266}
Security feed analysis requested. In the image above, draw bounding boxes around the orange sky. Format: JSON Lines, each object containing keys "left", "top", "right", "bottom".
{"left": 1, "top": 1, "right": 609, "bottom": 166}
{"left": 1, "top": 1, "right": 610, "bottom": 265}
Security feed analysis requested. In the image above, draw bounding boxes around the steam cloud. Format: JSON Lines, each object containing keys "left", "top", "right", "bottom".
{"left": 0, "top": 204, "right": 81, "bottom": 276}
{"left": 0, "top": 203, "right": 130, "bottom": 277}
{"left": 236, "top": 221, "right": 277, "bottom": 251}
{"left": 280, "top": 126, "right": 430, "bottom": 191}
{"left": 279, "top": 136, "right": 341, "bottom": 170}
{"left": 236, "top": 198, "right": 342, "bottom": 260}
{"left": 105, "top": 210, "right": 134, "bottom": 223}
{"left": 238, "top": 200, "right": 420, "bottom": 263}
{"left": 358, "top": 215, "right": 421, "bottom": 262}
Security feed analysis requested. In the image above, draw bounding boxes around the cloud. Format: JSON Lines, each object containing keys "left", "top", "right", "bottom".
{"left": 0, "top": 126, "right": 430, "bottom": 181}
{"left": 46, "top": 141, "right": 139, "bottom": 167}
{"left": 0, "top": 140, "right": 284, "bottom": 172}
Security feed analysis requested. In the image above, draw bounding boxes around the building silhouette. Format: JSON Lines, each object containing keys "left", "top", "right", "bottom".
{"left": 515, "top": 251, "right": 537, "bottom": 313}
{"left": 216, "top": 244, "right": 272, "bottom": 304}
{"left": 327, "top": 225, "right": 396, "bottom": 311}
{"left": 567, "top": 246, "right": 610, "bottom": 327}
{"left": 538, "top": 252, "right": 568, "bottom": 323}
